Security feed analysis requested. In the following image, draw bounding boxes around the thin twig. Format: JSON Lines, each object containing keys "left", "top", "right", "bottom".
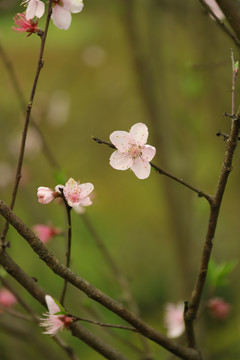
{"left": 72, "top": 315, "right": 137, "bottom": 332}
{"left": 92, "top": 137, "right": 213, "bottom": 204}
{"left": 198, "top": 0, "right": 240, "bottom": 47}
{"left": 59, "top": 191, "right": 72, "bottom": 306}
{"left": 0, "top": 0, "right": 53, "bottom": 244}
{"left": 0, "top": 201, "right": 200, "bottom": 360}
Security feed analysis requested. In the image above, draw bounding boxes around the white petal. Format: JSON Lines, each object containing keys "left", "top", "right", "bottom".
{"left": 63, "top": 0, "right": 84, "bottom": 13}
{"left": 52, "top": 6, "right": 72, "bottom": 30}
{"left": 110, "top": 150, "right": 133, "bottom": 170}
{"left": 26, "top": 0, "right": 45, "bottom": 20}
{"left": 131, "top": 157, "right": 151, "bottom": 179}
{"left": 109, "top": 131, "right": 131, "bottom": 152}
{"left": 45, "top": 295, "right": 60, "bottom": 315}
{"left": 141, "top": 145, "right": 156, "bottom": 162}
{"left": 79, "top": 183, "right": 94, "bottom": 198}
{"left": 130, "top": 123, "right": 148, "bottom": 146}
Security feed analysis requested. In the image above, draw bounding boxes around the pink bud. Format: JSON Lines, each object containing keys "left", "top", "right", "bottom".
{"left": 37, "top": 187, "right": 55, "bottom": 204}
{"left": 0, "top": 288, "right": 17, "bottom": 308}
{"left": 207, "top": 297, "right": 231, "bottom": 319}
{"left": 33, "top": 224, "right": 61, "bottom": 244}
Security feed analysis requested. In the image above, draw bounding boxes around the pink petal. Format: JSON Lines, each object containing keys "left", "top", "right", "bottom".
{"left": 45, "top": 295, "right": 60, "bottom": 315}
{"left": 131, "top": 157, "right": 151, "bottom": 179}
{"left": 51, "top": 5, "right": 72, "bottom": 30}
{"left": 109, "top": 131, "right": 131, "bottom": 152}
{"left": 63, "top": 0, "right": 84, "bottom": 13}
{"left": 110, "top": 150, "right": 133, "bottom": 170}
{"left": 141, "top": 145, "right": 156, "bottom": 162}
{"left": 26, "top": 0, "right": 45, "bottom": 20}
{"left": 78, "top": 196, "right": 92, "bottom": 206}
{"left": 130, "top": 123, "right": 148, "bottom": 146}
{"left": 79, "top": 183, "right": 94, "bottom": 198}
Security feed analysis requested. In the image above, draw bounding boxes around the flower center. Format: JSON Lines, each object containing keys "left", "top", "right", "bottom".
{"left": 129, "top": 144, "right": 141, "bottom": 159}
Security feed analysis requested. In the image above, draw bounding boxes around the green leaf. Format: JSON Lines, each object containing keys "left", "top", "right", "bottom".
{"left": 207, "top": 259, "right": 237, "bottom": 288}
{"left": 53, "top": 298, "right": 67, "bottom": 315}
{"left": 234, "top": 61, "right": 239, "bottom": 71}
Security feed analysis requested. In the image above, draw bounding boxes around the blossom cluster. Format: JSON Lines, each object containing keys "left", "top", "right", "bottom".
{"left": 13, "top": 0, "right": 84, "bottom": 35}
{"left": 37, "top": 177, "right": 94, "bottom": 209}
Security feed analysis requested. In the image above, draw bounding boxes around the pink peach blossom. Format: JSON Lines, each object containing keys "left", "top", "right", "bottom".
{"left": 37, "top": 187, "right": 56, "bottom": 204}
{"left": 109, "top": 123, "right": 156, "bottom": 179}
{"left": 51, "top": 0, "right": 84, "bottom": 30}
{"left": 12, "top": 13, "right": 40, "bottom": 36}
{"left": 207, "top": 297, "right": 231, "bottom": 319}
{"left": 164, "top": 302, "right": 185, "bottom": 338}
{"left": 40, "top": 295, "right": 73, "bottom": 336}
{"left": 33, "top": 224, "right": 61, "bottom": 244}
{"left": 56, "top": 178, "right": 94, "bottom": 208}
{"left": 0, "top": 288, "right": 17, "bottom": 308}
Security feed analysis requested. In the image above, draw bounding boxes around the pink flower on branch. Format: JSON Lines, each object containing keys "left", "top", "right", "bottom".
{"left": 40, "top": 295, "right": 73, "bottom": 336}
{"left": 164, "top": 302, "right": 185, "bottom": 338}
{"left": 22, "top": 0, "right": 45, "bottom": 20}
{"left": 51, "top": 0, "right": 84, "bottom": 30}
{"left": 12, "top": 13, "right": 41, "bottom": 37}
{"left": 0, "top": 288, "right": 17, "bottom": 308}
{"left": 32, "top": 224, "right": 61, "bottom": 244}
{"left": 37, "top": 187, "right": 57, "bottom": 204}
{"left": 109, "top": 123, "right": 156, "bottom": 179}
{"left": 56, "top": 178, "right": 94, "bottom": 208}
{"left": 207, "top": 297, "right": 231, "bottom": 319}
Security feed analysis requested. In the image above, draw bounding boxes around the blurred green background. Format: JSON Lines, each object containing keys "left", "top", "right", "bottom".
{"left": 1, "top": 0, "right": 240, "bottom": 359}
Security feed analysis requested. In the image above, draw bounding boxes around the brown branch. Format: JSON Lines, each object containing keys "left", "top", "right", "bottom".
{"left": 72, "top": 315, "right": 137, "bottom": 332}
{"left": 0, "top": 0, "right": 53, "bottom": 244}
{"left": 0, "top": 250, "right": 129, "bottom": 360}
{"left": 184, "top": 113, "right": 240, "bottom": 346}
{"left": 0, "top": 201, "right": 200, "bottom": 360}
{"left": 215, "top": 0, "right": 240, "bottom": 41}
{"left": 92, "top": 137, "right": 213, "bottom": 204}
{"left": 198, "top": 0, "right": 240, "bottom": 47}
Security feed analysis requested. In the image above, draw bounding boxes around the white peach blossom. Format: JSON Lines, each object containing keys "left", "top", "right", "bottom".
{"left": 40, "top": 295, "right": 73, "bottom": 336}
{"left": 109, "top": 123, "right": 156, "bottom": 179}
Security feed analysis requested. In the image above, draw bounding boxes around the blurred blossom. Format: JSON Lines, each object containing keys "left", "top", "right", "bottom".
{"left": 164, "top": 302, "right": 185, "bottom": 338}
{"left": 22, "top": 0, "right": 45, "bottom": 20}
{"left": 47, "top": 91, "right": 70, "bottom": 127}
{"left": 0, "top": 288, "right": 17, "bottom": 308}
{"left": 33, "top": 224, "right": 61, "bottom": 244}
{"left": 73, "top": 204, "right": 85, "bottom": 214}
{"left": 37, "top": 187, "right": 57, "bottom": 204}
{"left": 205, "top": 0, "right": 224, "bottom": 20}
{"left": 40, "top": 295, "right": 73, "bottom": 336}
{"left": 81, "top": 45, "right": 107, "bottom": 68}
{"left": 9, "top": 127, "right": 42, "bottom": 158}
{"left": 110, "top": 123, "right": 156, "bottom": 179}
{"left": 12, "top": 13, "right": 41, "bottom": 36}
{"left": 51, "top": 0, "right": 84, "bottom": 30}
{"left": 0, "top": 162, "right": 13, "bottom": 188}
{"left": 56, "top": 178, "right": 94, "bottom": 208}
{"left": 207, "top": 297, "right": 231, "bottom": 319}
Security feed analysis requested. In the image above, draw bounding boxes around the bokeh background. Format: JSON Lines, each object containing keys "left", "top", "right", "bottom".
{"left": 1, "top": 0, "right": 240, "bottom": 359}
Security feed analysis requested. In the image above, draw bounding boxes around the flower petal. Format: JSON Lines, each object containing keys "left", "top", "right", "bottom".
{"left": 141, "top": 145, "right": 156, "bottom": 162}
{"left": 26, "top": 0, "right": 45, "bottom": 20}
{"left": 110, "top": 150, "right": 133, "bottom": 170}
{"left": 109, "top": 131, "right": 131, "bottom": 152}
{"left": 130, "top": 123, "right": 148, "bottom": 146}
{"left": 79, "top": 183, "right": 94, "bottom": 198}
{"left": 63, "top": 0, "right": 84, "bottom": 13}
{"left": 131, "top": 157, "right": 151, "bottom": 179}
{"left": 45, "top": 295, "right": 60, "bottom": 315}
{"left": 51, "top": 5, "right": 72, "bottom": 30}
{"left": 78, "top": 196, "right": 92, "bottom": 206}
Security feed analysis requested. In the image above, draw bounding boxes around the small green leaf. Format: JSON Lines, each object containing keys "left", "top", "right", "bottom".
{"left": 53, "top": 298, "right": 67, "bottom": 315}
{"left": 234, "top": 61, "right": 239, "bottom": 71}
{"left": 207, "top": 259, "right": 237, "bottom": 288}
